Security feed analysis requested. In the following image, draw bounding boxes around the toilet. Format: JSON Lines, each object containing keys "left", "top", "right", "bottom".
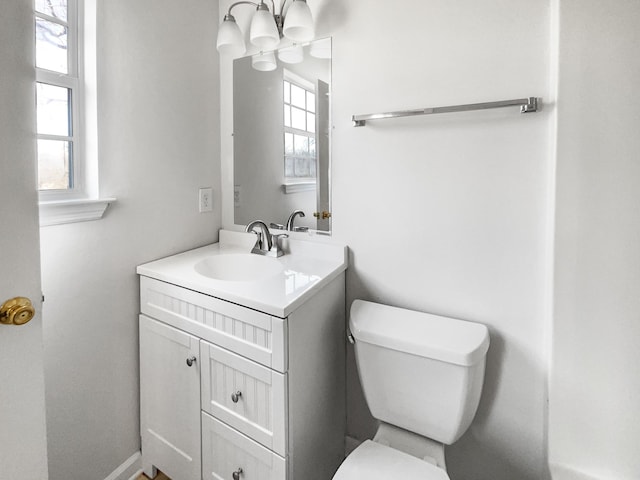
{"left": 334, "top": 300, "right": 490, "bottom": 480}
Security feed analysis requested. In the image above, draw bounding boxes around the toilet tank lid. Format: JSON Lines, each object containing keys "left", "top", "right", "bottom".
{"left": 350, "top": 300, "right": 490, "bottom": 366}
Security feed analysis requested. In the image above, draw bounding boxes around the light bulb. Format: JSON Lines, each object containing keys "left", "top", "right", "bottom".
{"left": 252, "top": 51, "right": 277, "bottom": 72}
{"left": 278, "top": 44, "right": 304, "bottom": 64}
{"left": 283, "top": 0, "right": 314, "bottom": 43}
{"left": 309, "top": 37, "right": 331, "bottom": 59}
{"left": 250, "top": 4, "right": 280, "bottom": 50}
{"left": 216, "top": 14, "right": 246, "bottom": 57}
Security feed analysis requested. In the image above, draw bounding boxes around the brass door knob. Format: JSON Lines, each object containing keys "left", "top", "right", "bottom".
{"left": 313, "top": 211, "right": 332, "bottom": 219}
{"left": 0, "top": 297, "right": 36, "bottom": 326}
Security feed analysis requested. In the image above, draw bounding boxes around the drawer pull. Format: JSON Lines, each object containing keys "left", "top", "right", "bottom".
{"left": 232, "top": 467, "right": 243, "bottom": 480}
{"left": 231, "top": 390, "right": 242, "bottom": 403}
{"left": 186, "top": 356, "right": 197, "bottom": 367}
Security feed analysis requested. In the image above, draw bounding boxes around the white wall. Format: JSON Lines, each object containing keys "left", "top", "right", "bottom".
{"left": 40, "top": 1, "right": 220, "bottom": 478}
{"left": 329, "top": 2, "right": 554, "bottom": 479}
{"left": 221, "top": 1, "right": 554, "bottom": 479}
{"left": 550, "top": 1, "right": 640, "bottom": 479}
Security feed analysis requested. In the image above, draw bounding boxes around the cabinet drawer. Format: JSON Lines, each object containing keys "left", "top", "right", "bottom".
{"left": 201, "top": 340, "right": 286, "bottom": 456}
{"left": 140, "top": 276, "right": 287, "bottom": 372}
{"left": 202, "top": 412, "right": 286, "bottom": 480}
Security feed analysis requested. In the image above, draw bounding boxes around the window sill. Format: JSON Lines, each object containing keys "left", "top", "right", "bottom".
{"left": 39, "top": 197, "right": 116, "bottom": 227}
{"left": 283, "top": 182, "right": 316, "bottom": 194}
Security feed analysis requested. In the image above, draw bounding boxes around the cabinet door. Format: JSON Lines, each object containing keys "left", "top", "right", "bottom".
{"left": 140, "top": 315, "right": 201, "bottom": 480}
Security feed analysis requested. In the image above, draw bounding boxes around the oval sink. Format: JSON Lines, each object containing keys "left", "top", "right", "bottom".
{"left": 194, "top": 253, "right": 283, "bottom": 282}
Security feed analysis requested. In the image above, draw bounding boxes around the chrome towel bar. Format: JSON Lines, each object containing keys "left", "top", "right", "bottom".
{"left": 352, "top": 96, "right": 539, "bottom": 127}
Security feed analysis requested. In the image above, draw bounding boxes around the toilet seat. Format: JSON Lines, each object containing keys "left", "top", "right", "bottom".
{"left": 333, "top": 440, "right": 450, "bottom": 480}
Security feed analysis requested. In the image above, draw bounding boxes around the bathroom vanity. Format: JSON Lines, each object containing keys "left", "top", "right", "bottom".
{"left": 137, "top": 230, "right": 347, "bottom": 480}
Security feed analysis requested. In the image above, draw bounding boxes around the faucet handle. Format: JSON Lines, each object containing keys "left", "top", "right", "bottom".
{"left": 269, "top": 222, "right": 285, "bottom": 230}
{"left": 271, "top": 233, "right": 289, "bottom": 243}
{"left": 270, "top": 233, "right": 289, "bottom": 257}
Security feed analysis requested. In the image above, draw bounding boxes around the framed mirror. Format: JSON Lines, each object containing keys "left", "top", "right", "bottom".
{"left": 232, "top": 37, "right": 331, "bottom": 233}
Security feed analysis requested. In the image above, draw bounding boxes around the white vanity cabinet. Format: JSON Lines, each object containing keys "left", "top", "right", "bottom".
{"left": 139, "top": 265, "right": 346, "bottom": 480}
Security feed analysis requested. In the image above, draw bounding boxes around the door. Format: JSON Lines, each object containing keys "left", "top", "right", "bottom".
{"left": 0, "top": 2, "right": 49, "bottom": 480}
{"left": 315, "top": 79, "right": 330, "bottom": 232}
{"left": 140, "top": 315, "right": 201, "bottom": 480}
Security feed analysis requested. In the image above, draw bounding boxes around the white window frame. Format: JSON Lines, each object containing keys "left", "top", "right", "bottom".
{"left": 35, "top": 0, "right": 115, "bottom": 226}
{"left": 283, "top": 70, "right": 317, "bottom": 190}
{"left": 36, "top": 0, "right": 83, "bottom": 198}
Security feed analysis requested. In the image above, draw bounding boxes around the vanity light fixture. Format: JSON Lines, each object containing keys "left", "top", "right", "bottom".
{"left": 277, "top": 43, "right": 304, "bottom": 64}
{"left": 251, "top": 50, "right": 278, "bottom": 71}
{"left": 216, "top": 0, "right": 315, "bottom": 57}
{"left": 309, "top": 36, "right": 330, "bottom": 59}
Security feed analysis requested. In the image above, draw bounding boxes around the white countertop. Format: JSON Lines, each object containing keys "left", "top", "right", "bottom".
{"left": 137, "top": 230, "right": 348, "bottom": 317}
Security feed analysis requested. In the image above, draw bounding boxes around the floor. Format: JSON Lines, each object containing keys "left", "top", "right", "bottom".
{"left": 138, "top": 472, "right": 171, "bottom": 480}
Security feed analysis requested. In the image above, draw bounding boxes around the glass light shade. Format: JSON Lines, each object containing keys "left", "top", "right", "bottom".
{"left": 251, "top": 51, "right": 277, "bottom": 72}
{"left": 250, "top": 7, "right": 280, "bottom": 50}
{"left": 278, "top": 44, "right": 304, "bottom": 64}
{"left": 216, "top": 15, "right": 246, "bottom": 57}
{"left": 282, "top": 0, "right": 314, "bottom": 43}
{"left": 309, "top": 37, "right": 331, "bottom": 59}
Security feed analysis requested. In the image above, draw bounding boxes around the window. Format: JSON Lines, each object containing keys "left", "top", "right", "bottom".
{"left": 35, "top": 0, "right": 80, "bottom": 193}
{"left": 283, "top": 77, "right": 316, "bottom": 181}
{"left": 35, "top": 0, "right": 113, "bottom": 226}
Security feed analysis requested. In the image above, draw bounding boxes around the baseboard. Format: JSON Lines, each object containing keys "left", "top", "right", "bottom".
{"left": 111, "top": 440, "right": 362, "bottom": 480}
{"left": 127, "top": 470, "right": 144, "bottom": 480}
{"left": 102, "top": 451, "right": 142, "bottom": 480}
{"left": 550, "top": 463, "right": 602, "bottom": 480}
{"left": 127, "top": 468, "right": 144, "bottom": 480}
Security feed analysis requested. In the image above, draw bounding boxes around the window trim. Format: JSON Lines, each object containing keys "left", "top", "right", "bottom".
{"left": 36, "top": 0, "right": 83, "bottom": 198}
{"left": 35, "top": 0, "right": 115, "bottom": 225}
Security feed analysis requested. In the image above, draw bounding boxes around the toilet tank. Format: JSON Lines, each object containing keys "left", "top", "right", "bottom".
{"left": 350, "top": 300, "right": 490, "bottom": 445}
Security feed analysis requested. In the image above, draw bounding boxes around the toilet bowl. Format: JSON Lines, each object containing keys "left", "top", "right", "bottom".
{"left": 333, "top": 300, "right": 490, "bottom": 479}
{"left": 333, "top": 440, "right": 449, "bottom": 480}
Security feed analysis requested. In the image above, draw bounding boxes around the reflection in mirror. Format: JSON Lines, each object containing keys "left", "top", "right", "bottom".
{"left": 233, "top": 37, "right": 331, "bottom": 233}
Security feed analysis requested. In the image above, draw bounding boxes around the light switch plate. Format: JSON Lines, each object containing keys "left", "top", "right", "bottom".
{"left": 234, "top": 185, "right": 241, "bottom": 207}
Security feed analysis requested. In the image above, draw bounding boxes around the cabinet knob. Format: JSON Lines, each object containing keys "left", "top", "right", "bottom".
{"left": 231, "top": 390, "right": 242, "bottom": 403}
{"left": 186, "top": 356, "right": 197, "bottom": 367}
{"left": 232, "top": 467, "right": 243, "bottom": 480}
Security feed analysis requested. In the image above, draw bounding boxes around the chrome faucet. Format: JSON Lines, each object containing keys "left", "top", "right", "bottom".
{"left": 245, "top": 220, "right": 288, "bottom": 257}
{"left": 285, "top": 210, "right": 308, "bottom": 232}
